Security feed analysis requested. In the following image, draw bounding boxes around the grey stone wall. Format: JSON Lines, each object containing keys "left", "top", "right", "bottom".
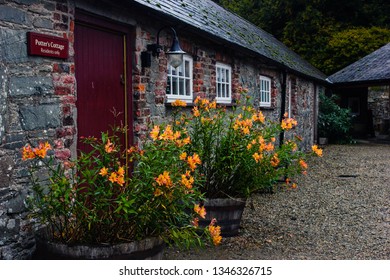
{"left": 0, "top": 65, "right": 6, "bottom": 145}
{"left": 368, "top": 85, "right": 390, "bottom": 135}
{"left": 291, "top": 77, "right": 317, "bottom": 149}
{"left": 0, "top": 0, "right": 75, "bottom": 259}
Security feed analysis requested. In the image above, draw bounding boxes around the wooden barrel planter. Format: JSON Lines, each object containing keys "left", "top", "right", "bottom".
{"left": 33, "top": 232, "right": 164, "bottom": 260}
{"left": 199, "top": 198, "right": 246, "bottom": 237}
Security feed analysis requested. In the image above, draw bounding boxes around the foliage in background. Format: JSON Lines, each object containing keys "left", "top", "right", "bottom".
{"left": 318, "top": 93, "right": 353, "bottom": 143}
{"left": 215, "top": 0, "right": 390, "bottom": 75}
{"left": 322, "top": 27, "right": 390, "bottom": 74}
{"left": 23, "top": 124, "right": 221, "bottom": 247}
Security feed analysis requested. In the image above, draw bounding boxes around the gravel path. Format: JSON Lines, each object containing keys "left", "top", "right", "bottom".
{"left": 164, "top": 144, "right": 390, "bottom": 259}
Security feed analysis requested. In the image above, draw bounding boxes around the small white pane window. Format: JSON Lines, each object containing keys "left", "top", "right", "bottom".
{"left": 216, "top": 62, "right": 232, "bottom": 103}
{"left": 259, "top": 75, "right": 271, "bottom": 107}
{"left": 167, "top": 55, "right": 193, "bottom": 102}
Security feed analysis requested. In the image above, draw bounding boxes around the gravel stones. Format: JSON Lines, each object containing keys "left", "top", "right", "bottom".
{"left": 165, "top": 144, "right": 390, "bottom": 259}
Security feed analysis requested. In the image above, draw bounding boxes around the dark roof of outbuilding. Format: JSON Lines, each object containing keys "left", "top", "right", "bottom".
{"left": 131, "top": 0, "right": 327, "bottom": 82}
{"left": 328, "top": 43, "right": 390, "bottom": 85}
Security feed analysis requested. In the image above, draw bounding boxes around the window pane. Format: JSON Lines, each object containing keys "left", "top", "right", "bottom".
{"left": 178, "top": 65, "right": 183, "bottom": 77}
{"left": 185, "top": 61, "right": 190, "bottom": 77}
{"left": 186, "top": 79, "right": 191, "bottom": 96}
{"left": 179, "top": 78, "right": 184, "bottom": 96}
{"left": 172, "top": 66, "right": 177, "bottom": 76}
{"left": 167, "top": 76, "right": 171, "bottom": 95}
{"left": 172, "top": 77, "right": 178, "bottom": 95}
{"left": 222, "top": 84, "right": 226, "bottom": 98}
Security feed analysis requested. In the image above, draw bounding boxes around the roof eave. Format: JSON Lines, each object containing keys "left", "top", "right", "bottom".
{"left": 131, "top": 0, "right": 328, "bottom": 84}
{"left": 191, "top": 27, "right": 329, "bottom": 84}
{"left": 187, "top": 25, "right": 329, "bottom": 83}
{"left": 330, "top": 79, "right": 390, "bottom": 88}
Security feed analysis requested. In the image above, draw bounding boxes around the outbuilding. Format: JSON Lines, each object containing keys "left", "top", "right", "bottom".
{"left": 328, "top": 43, "right": 390, "bottom": 139}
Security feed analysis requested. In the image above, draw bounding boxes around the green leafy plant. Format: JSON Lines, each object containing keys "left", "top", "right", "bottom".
{"left": 23, "top": 124, "right": 221, "bottom": 247}
{"left": 318, "top": 93, "right": 353, "bottom": 143}
{"left": 171, "top": 93, "right": 322, "bottom": 199}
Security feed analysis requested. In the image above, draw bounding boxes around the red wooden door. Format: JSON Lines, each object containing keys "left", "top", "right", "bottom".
{"left": 75, "top": 19, "right": 132, "bottom": 152}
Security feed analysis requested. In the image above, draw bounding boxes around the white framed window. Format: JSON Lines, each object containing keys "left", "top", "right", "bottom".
{"left": 216, "top": 62, "right": 232, "bottom": 103}
{"left": 259, "top": 75, "right": 271, "bottom": 107}
{"left": 167, "top": 55, "right": 193, "bottom": 103}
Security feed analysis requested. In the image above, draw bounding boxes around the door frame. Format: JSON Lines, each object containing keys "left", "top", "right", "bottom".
{"left": 74, "top": 10, "right": 134, "bottom": 151}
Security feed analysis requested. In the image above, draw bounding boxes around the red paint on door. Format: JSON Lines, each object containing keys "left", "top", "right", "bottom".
{"left": 75, "top": 17, "right": 132, "bottom": 152}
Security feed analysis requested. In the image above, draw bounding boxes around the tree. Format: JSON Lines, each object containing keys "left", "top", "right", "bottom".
{"left": 322, "top": 27, "right": 390, "bottom": 74}
{"left": 281, "top": 5, "right": 341, "bottom": 73}
{"left": 214, "top": 0, "right": 390, "bottom": 75}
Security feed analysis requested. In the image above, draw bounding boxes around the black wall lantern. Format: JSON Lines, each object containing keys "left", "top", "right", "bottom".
{"left": 143, "top": 26, "right": 186, "bottom": 69}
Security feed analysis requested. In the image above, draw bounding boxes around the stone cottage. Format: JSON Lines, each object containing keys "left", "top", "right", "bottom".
{"left": 328, "top": 43, "right": 390, "bottom": 139}
{"left": 0, "top": 0, "right": 327, "bottom": 259}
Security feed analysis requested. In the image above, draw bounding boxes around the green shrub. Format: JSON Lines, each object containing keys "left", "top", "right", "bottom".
{"left": 318, "top": 93, "right": 353, "bottom": 143}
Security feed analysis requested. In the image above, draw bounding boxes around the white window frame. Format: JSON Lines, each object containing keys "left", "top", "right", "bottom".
{"left": 259, "top": 75, "right": 271, "bottom": 107}
{"left": 167, "top": 55, "right": 193, "bottom": 103}
{"left": 216, "top": 62, "right": 232, "bottom": 104}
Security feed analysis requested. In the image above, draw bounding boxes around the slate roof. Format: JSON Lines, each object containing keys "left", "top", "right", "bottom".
{"left": 131, "top": 0, "right": 327, "bottom": 82}
{"left": 328, "top": 43, "right": 390, "bottom": 85}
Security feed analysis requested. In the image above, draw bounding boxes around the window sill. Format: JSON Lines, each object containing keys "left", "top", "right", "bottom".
{"left": 165, "top": 102, "right": 195, "bottom": 108}
{"left": 165, "top": 101, "right": 237, "bottom": 108}
{"left": 259, "top": 106, "right": 274, "bottom": 111}
{"left": 165, "top": 101, "right": 275, "bottom": 111}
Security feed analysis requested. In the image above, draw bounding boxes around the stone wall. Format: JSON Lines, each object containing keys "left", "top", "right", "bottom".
{"left": 0, "top": 0, "right": 75, "bottom": 259}
{"left": 132, "top": 28, "right": 316, "bottom": 144}
{"left": 0, "top": 0, "right": 321, "bottom": 259}
{"left": 290, "top": 76, "right": 318, "bottom": 148}
{"left": 368, "top": 85, "right": 390, "bottom": 135}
